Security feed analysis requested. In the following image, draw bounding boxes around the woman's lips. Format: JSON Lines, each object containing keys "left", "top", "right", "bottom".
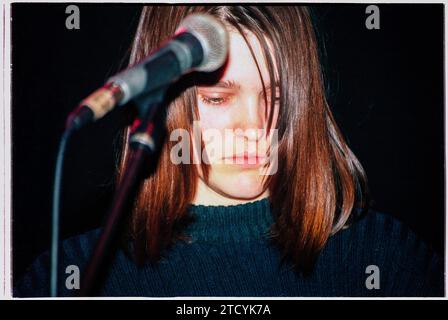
{"left": 222, "top": 155, "right": 267, "bottom": 167}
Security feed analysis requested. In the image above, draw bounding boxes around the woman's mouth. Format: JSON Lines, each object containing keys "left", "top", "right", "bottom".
{"left": 222, "top": 154, "right": 267, "bottom": 168}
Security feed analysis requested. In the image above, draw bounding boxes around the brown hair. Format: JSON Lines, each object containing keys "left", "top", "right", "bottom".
{"left": 118, "top": 6, "right": 369, "bottom": 274}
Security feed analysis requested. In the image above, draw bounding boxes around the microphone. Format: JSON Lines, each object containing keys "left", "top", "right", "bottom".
{"left": 66, "top": 13, "right": 228, "bottom": 131}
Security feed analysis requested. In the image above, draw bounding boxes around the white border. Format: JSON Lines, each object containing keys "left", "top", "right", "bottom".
{"left": 1, "top": 0, "right": 12, "bottom": 300}
{"left": 0, "top": 0, "right": 446, "bottom": 301}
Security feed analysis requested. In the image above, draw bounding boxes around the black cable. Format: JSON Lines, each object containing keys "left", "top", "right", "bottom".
{"left": 50, "top": 128, "right": 74, "bottom": 297}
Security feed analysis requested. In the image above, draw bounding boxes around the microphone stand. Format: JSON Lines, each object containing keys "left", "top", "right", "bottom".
{"left": 78, "top": 88, "right": 168, "bottom": 296}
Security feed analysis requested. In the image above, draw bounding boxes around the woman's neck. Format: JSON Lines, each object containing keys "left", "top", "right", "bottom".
{"left": 192, "top": 178, "right": 269, "bottom": 206}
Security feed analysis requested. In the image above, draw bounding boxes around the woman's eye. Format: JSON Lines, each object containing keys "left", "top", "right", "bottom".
{"left": 199, "top": 94, "right": 230, "bottom": 106}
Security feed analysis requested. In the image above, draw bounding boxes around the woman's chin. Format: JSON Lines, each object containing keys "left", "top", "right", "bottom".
{"left": 209, "top": 172, "right": 268, "bottom": 200}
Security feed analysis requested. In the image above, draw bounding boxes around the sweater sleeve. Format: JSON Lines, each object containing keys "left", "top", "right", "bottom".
{"left": 14, "top": 229, "right": 100, "bottom": 297}
{"left": 14, "top": 250, "right": 52, "bottom": 297}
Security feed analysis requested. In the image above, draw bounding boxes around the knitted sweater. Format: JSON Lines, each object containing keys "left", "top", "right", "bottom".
{"left": 14, "top": 199, "right": 444, "bottom": 297}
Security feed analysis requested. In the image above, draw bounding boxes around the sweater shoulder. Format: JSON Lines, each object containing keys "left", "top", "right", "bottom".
{"left": 347, "top": 208, "right": 439, "bottom": 256}
{"left": 343, "top": 208, "right": 441, "bottom": 265}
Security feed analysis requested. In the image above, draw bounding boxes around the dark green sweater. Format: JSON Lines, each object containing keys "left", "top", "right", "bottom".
{"left": 15, "top": 199, "right": 444, "bottom": 297}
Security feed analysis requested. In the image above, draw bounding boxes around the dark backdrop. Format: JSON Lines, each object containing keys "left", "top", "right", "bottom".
{"left": 12, "top": 4, "right": 445, "bottom": 282}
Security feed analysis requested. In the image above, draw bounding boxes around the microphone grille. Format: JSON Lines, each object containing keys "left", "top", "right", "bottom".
{"left": 178, "top": 13, "right": 229, "bottom": 72}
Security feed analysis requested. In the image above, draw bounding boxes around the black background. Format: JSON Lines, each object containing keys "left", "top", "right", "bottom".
{"left": 12, "top": 4, "right": 445, "bottom": 282}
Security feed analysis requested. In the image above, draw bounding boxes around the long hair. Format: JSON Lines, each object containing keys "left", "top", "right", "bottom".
{"left": 117, "top": 6, "right": 369, "bottom": 274}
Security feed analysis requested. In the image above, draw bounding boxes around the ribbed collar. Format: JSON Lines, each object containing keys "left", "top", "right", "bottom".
{"left": 185, "top": 198, "right": 274, "bottom": 243}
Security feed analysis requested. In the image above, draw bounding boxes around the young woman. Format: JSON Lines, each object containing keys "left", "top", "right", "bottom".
{"left": 15, "top": 5, "right": 444, "bottom": 297}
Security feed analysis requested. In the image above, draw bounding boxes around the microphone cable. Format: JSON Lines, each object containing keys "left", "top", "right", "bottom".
{"left": 50, "top": 127, "right": 75, "bottom": 297}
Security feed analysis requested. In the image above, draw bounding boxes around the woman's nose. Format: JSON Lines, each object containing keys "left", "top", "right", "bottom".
{"left": 234, "top": 95, "right": 265, "bottom": 141}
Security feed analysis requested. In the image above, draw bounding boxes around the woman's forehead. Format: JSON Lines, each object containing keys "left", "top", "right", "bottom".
{"left": 216, "top": 29, "right": 277, "bottom": 91}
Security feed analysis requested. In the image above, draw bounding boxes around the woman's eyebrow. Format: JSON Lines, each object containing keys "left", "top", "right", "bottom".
{"left": 198, "top": 80, "right": 280, "bottom": 91}
{"left": 198, "top": 80, "right": 240, "bottom": 89}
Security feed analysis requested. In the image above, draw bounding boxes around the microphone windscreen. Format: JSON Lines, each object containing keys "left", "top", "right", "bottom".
{"left": 178, "top": 13, "right": 229, "bottom": 73}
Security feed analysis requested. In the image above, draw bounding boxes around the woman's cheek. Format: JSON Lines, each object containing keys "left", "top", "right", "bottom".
{"left": 197, "top": 102, "right": 234, "bottom": 130}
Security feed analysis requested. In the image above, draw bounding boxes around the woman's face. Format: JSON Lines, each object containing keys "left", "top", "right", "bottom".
{"left": 192, "top": 29, "right": 279, "bottom": 205}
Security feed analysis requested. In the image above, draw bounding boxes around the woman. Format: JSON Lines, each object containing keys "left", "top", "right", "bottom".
{"left": 15, "top": 5, "right": 444, "bottom": 297}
